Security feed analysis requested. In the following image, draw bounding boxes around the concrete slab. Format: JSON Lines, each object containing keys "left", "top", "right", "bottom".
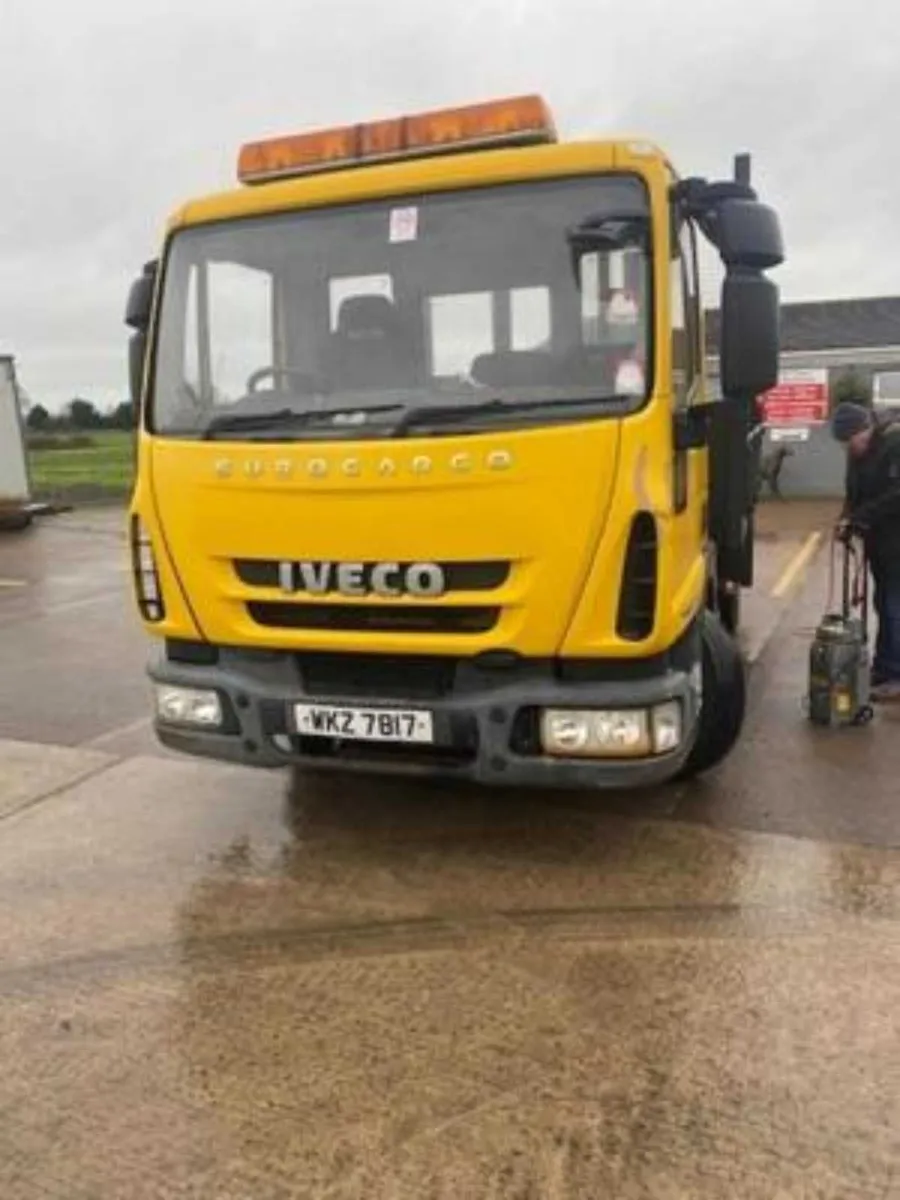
{"left": 0, "top": 510, "right": 150, "bottom": 746}
{"left": 0, "top": 745, "right": 898, "bottom": 1199}
{"left": 0, "top": 738, "right": 115, "bottom": 820}
{"left": 80, "top": 714, "right": 174, "bottom": 759}
{"left": 0, "top": 596, "right": 151, "bottom": 745}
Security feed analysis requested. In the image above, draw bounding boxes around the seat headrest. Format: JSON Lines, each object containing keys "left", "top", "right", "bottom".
{"left": 336, "top": 295, "right": 399, "bottom": 338}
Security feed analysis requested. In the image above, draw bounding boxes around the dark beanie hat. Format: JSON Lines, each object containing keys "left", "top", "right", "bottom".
{"left": 831, "top": 402, "right": 872, "bottom": 442}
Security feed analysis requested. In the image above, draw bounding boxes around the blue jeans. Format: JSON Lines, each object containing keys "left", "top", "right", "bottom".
{"left": 871, "top": 556, "right": 900, "bottom": 682}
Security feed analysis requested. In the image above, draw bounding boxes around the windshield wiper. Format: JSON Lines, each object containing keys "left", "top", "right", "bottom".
{"left": 201, "top": 404, "right": 405, "bottom": 440}
{"left": 390, "top": 394, "right": 630, "bottom": 438}
{"left": 200, "top": 395, "right": 630, "bottom": 440}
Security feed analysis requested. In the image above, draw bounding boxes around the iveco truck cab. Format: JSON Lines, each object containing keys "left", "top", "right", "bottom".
{"left": 125, "top": 95, "right": 784, "bottom": 788}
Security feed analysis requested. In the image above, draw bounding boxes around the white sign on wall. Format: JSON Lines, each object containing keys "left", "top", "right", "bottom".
{"left": 769, "top": 426, "right": 811, "bottom": 444}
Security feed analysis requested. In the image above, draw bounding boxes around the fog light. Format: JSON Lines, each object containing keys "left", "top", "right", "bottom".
{"left": 541, "top": 711, "right": 591, "bottom": 754}
{"left": 651, "top": 701, "right": 682, "bottom": 753}
{"left": 155, "top": 685, "right": 222, "bottom": 728}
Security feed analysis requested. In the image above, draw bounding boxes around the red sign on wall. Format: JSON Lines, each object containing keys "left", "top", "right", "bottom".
{"left": 760, "top": 369, "right": 829, "bottom": 425}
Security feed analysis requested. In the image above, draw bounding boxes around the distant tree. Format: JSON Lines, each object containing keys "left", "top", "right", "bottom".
{"left": 67, "top": 398, "right": 103, "bottom": 430}
{"left": 831, "top": 367, "right": 872, "bottom": 408}
{"left": 26, "top": 403, "right": 52, "bottom": 432}
{"left": 109, "top": 400, "right": 135, "bottom": 430}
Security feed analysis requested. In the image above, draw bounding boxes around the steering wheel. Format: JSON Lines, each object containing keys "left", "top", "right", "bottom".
{"left": 246, "top": 366, "right": 329, "bottom": 395}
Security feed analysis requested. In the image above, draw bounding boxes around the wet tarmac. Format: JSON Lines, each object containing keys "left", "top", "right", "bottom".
{"left": 1, "top": 506, "right": 899, "bottom": 1199}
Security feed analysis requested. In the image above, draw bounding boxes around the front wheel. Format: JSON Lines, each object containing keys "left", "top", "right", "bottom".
{"left": 717, "top": 585, "right": 741, "bottom": 634}
{"left": 677, "top": 611, "right": 746, "bottom": 779}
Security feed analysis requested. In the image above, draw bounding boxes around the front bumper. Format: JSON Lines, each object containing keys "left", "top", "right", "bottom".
{"left": 149, "top": 629, "right": 703, "bottom": 790}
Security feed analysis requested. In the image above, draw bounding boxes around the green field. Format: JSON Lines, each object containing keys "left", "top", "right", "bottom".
{"left": 28, "top": 431, "right": 134, "bottom": 501}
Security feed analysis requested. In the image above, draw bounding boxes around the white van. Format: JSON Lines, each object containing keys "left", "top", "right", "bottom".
{"left": 0, "top": 355, "right": 32, "bottom": 530}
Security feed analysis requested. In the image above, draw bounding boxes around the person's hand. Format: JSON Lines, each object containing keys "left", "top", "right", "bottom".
{"left": 836, "top": 517, "right": 866, "bottom": 542}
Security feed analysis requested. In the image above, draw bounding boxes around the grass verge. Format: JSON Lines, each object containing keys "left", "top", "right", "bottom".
{"left": 28, "top": 431, "right": 134, "bottom": 503}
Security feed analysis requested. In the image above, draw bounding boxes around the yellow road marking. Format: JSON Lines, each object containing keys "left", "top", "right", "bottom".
{"left": 771, "top": 531, "right": 823, "bottom": 599}
{"left": 0, "top": 578, "right": 26, "bottom": 589}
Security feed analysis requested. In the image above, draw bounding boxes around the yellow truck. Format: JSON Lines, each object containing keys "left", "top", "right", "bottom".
{"left": 125, "top": 95, "right": 783, "bottom": 788}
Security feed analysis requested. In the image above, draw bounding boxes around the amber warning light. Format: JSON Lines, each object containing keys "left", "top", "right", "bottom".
{"left": 237, "top": 95, "right": 557, "bottom": 184}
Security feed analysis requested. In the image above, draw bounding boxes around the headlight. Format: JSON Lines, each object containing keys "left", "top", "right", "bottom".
{"left": 592, "top": 710, "right": 650, "bottom": 754}
{"left": 541, "top": 712, "right": 592, "bottom": 753}
{"left": 155, "top": 685, "right": 222, "bottom": 728}
{"left": 130, "top": 516, "right": 165, "bottom": 623}
{"left": 541, "top": 702, "right": 682, "bottom": 759}
{"left": 541, "top": 708, "right": 649, "bottom": 758}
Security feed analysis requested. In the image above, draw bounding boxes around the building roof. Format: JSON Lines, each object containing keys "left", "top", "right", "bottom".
{"left": 705, "top": 296, "right": 900, "bottom": 355}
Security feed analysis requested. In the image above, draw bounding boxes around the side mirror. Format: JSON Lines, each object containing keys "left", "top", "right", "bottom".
{"left": 125, "top": 259, "right": 158, "bottom": 410}
{"left": 128, "top": 332, "right": 148, "bottom": 407}
{"left": 714, "top": 199, "right": 783, "bottom": 272}
{"left": 720, "top": 271, "right": 779, "bottom": 398}
{"left": 125, "top": 260, "right": 158, "bottom": 333}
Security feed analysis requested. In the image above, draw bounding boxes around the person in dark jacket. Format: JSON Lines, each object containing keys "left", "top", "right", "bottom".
{"left": 831, "top": 402, "right": 900, "bottom": 700}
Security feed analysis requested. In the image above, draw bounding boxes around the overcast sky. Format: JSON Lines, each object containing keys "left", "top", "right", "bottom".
{"left": 1, "top": 0, "right": 895, "bottom": 410}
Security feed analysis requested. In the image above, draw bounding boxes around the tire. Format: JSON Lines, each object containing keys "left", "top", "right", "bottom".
{"left": 718, "top": 586, "right": 741, "bottom": 635}
{"left": 677, "top": 611, "right": 746, "bottom": 779}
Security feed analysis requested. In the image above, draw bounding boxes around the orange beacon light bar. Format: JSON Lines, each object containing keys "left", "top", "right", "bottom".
{"left": 237, "top": 95, "right": 557, "bottom": 185}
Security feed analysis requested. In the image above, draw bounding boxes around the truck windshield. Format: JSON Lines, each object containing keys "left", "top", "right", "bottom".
{"left": 151, "top": 175, "right": 651, "bottom": 439}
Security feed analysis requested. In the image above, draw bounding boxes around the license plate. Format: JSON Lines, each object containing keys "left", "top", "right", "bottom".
{"left": 293, "top": 703, "right": 434, "bottom": 744}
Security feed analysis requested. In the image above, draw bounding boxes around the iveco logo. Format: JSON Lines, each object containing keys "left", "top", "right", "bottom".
{"left": 279, "top": 561, "right": 446, "bottom": 598}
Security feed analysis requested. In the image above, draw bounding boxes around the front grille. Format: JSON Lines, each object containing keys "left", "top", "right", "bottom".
{"left": 235, "top": 559, "right": 510, "bottom": 592}
{"left": 247, "top": 602, "right": 499, "bottom": 634}
{"left": 297, "top": 652, "right": 456, "bottom": 699}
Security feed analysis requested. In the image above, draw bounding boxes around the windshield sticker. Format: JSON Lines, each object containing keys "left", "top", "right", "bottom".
{"left": 616, "top": 357, "right": 645, "bottom": 396}
{"left": 607, "top": 291, "right": 639, "bottom": 326}
{"left": 389, "top": 206, "right": 419, "bottom": 243}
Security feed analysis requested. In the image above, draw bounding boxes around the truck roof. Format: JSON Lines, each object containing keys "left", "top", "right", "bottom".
{"left": 167, "top": 138, "right": 670, "bottom": 234}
